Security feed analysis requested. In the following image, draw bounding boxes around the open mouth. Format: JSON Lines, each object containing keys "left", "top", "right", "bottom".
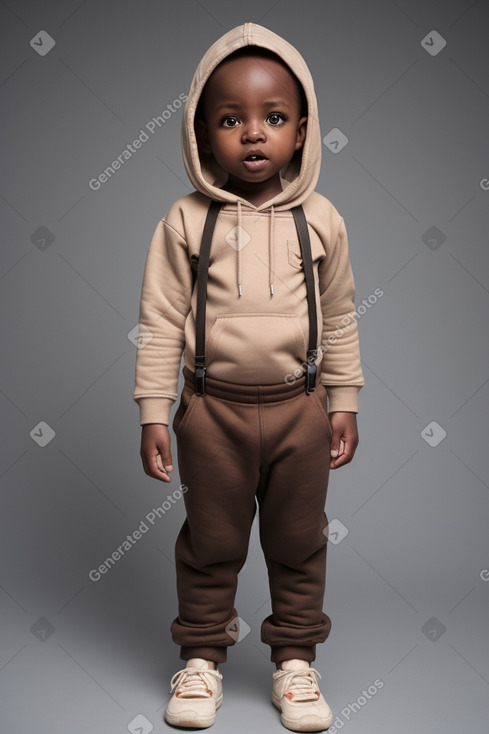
{"left": 242, "top": 153, "right": 269, "bottom": 171}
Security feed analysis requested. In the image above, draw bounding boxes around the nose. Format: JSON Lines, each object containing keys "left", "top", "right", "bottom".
{"left": 241, "top": 118, "right": 266, "bottom": 143}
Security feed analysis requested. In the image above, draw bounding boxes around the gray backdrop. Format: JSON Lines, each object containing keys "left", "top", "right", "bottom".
{"left": 1, "top": 1, "right": 488, "bottom": 732}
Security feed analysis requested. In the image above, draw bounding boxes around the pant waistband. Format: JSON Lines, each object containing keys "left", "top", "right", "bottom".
{"left": 182, "top": 365, "right": 316, "bottom": 404}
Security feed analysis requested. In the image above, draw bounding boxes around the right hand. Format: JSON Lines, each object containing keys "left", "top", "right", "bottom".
{"left": 140, "top": 424, "right": 174, "bottom": 482}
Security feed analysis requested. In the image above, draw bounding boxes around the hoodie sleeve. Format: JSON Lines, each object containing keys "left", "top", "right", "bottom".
{"left": 133, "top": 217, "right": 191, "bottom": 426}
{"left": 318, "top": 215, "right": 365, "bottom": 413}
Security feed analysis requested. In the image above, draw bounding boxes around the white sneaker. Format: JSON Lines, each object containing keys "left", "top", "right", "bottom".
{"left": 272, "top": 659, "right": 333, "bottom": 731}
{"left": 164, "top": 658, "right": 223, "bottom": 728}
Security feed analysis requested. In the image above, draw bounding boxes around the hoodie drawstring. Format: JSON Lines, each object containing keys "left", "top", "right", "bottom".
{"left": 269, "top": 205, "right": 275, "bottom": 296}
{"left": 237, "top": 199, "right": 243, "bottom": 297}
{"left": 235, "top": 201, "right": 275, "bottom": 298}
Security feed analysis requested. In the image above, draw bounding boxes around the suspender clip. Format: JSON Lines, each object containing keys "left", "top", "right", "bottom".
{"left": 305, "top": 348, "right": 318, "bottom": 395}
{"left": 195, "top": 356, "right": 206, "bottom": 396}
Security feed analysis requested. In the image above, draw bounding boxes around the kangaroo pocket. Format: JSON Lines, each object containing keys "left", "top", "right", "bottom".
{"left": 205, "top": 312, "right": 308, "bottom": 384}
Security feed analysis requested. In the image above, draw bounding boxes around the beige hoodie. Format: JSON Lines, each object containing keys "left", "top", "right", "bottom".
{"left": 133, "top": 22, "right": 365, "bottom": 426}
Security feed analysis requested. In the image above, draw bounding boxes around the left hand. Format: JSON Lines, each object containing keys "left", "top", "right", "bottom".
{"left": 328, "top": 412, "right": 359, "bottom": 469}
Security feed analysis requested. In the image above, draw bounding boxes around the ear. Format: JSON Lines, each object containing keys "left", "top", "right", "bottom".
{"left": 195, "top": 118, "right": 212, "bottom": 154}
{"left": 294, "top": 116, "right": 308, "bottom": 150}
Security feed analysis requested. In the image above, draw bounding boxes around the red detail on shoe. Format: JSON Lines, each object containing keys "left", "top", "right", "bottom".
{"left": 285, "top": 691, "right": 294, "bottom": 700}
{"left": 207, "top": 689, "right": 213, "bottom": 696}
{"left": 176, "top": 690, "right": 182, "bottom": 697}
{"left": 315, "top": 690, "right": 320, "bottom": 697}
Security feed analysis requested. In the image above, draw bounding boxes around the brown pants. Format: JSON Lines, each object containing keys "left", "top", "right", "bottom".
{"left": 170, "top": 365, "right": 333, "bottom": 665}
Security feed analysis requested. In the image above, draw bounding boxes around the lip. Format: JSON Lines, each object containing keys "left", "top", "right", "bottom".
{"left": 243, "top": 149, "right": 267, "bottom": 161}
{"left": 242, "top": 158, "right": 269, "bottom": 171}
{"left": 242, "top": 149, "right": 269, "bottom": 172}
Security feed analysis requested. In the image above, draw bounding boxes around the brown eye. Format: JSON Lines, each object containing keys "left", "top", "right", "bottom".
{"left": 222, "top": 116, "right": 239, "bottom": 127}
{"left": 267, "top": 113, "right": 284, "bottom": 125}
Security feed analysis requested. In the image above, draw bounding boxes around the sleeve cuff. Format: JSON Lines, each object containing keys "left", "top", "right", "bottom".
{"left": 322, "top": 385, "right": 361, "bottom": 414}
{"left": 136, "top": 397, "right": 175, "bottom": 426}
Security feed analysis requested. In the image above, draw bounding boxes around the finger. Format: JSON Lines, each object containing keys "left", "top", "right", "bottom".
{"left": 157, "top": 450, "right": 173, "bottom": 473}
{"left": 156, "top": 453, "right": 171, "bottom": 474}
{"left": 330, "top": 437, "right": 340, "bottom": 458}
{"left": 141, "top": 448, "right": 154, "bottom": 476}
{"left": 330, "top": 436, "right": 345, "bottom": 459}
{"left": 332, "top": 444, "right": 355, "bottom": 468}
{"left": 153, "top": 454, "right": 171, "bottom": 482}
{"left": 330, "top": 452, "right": 348, "bottom": 469}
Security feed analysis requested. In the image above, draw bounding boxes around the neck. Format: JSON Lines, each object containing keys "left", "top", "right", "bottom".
{"left": 222, "top": 175, "right": 282, "bottom": 207}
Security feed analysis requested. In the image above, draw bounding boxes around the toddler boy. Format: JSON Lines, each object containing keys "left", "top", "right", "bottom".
{"left": 134, "top": 21, "right": 364, "bottom": 731}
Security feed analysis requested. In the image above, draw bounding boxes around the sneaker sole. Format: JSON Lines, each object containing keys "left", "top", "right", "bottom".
{"left": 272, "top": 693, "right": 333, "bottom": 731}
{"left": 164, "top": 693, "right": 223, "bottom": 729}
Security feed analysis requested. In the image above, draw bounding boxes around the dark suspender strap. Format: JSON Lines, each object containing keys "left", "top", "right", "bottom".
{"left": 291, "top": 205, "right": 318, "bottom": 394}
{"left": 194, "top": 201, "right": 317, "bottom": 397}
{"left": 195, "top": 199, "right": 223, "bottom": 395}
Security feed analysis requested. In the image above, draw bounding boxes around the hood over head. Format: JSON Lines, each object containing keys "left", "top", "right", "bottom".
{"left": 182, "top": 22, "right": 321, "bottom": 211}
{"left": 181, "top": 22, "right": 322, "bottom": 295}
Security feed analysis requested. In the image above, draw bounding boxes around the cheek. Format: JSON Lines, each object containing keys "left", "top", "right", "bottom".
{"left": 274, "top": 129, "right": 298, "bottom": 152}
{"left": 214, "top": 134, "right": 239, "bottom": 157}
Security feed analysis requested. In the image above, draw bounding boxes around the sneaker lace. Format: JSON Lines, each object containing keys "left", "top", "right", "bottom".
{"left": 277, "top": 666, "right": 322, "bottom": 702}
{"left": 170, "top": 666, "right": 223, "bottom": 699}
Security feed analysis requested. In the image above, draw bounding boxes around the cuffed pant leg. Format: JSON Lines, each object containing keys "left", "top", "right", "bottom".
{"left": 256, "top": 386, "right": 333, "bottom": 662}
{"left": 170, "top": 388, "right": 260, "bottom": 662}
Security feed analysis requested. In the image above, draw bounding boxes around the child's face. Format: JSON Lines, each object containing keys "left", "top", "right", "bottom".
{"left": 195, "top": 55, "right": 307, "bottom": 199}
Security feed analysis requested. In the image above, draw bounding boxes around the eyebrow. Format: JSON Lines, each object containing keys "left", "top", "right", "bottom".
{"left": 215, "top": 100, "right": 291, "bottom": 110}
